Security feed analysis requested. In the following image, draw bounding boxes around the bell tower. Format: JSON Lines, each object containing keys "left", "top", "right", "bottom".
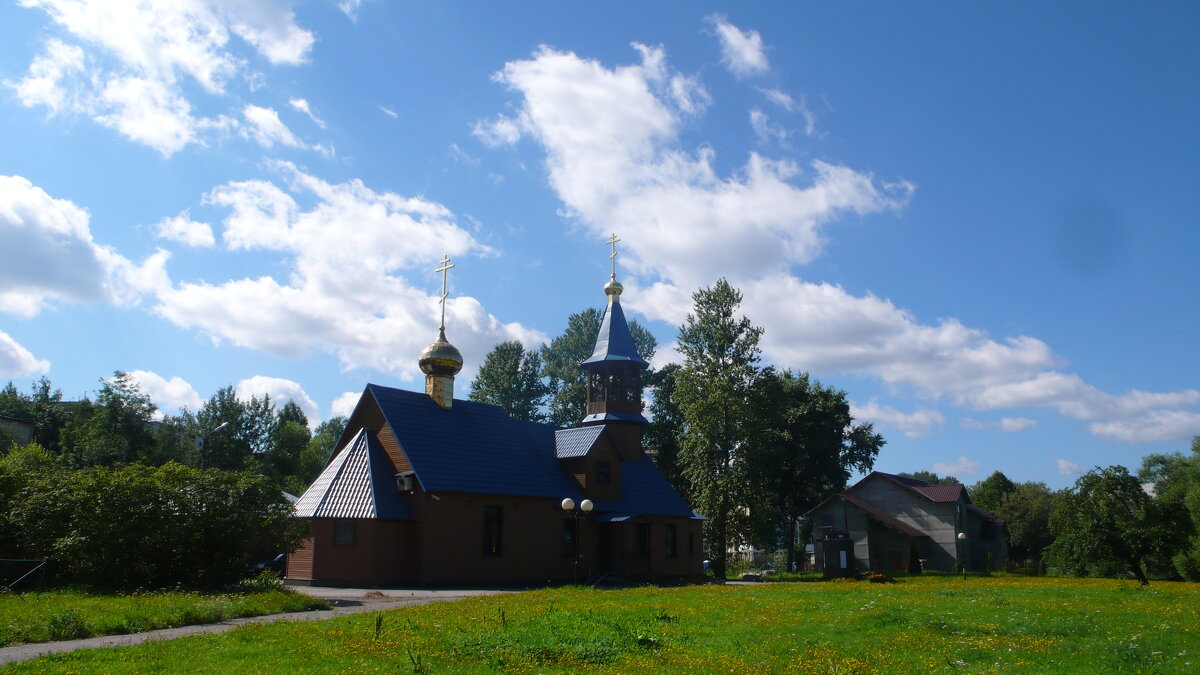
{"left": 579, "top": 234, "right": 648, "bottom": 459}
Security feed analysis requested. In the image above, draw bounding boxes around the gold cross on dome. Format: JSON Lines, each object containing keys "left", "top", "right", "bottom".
{"left": 435, "top": 254, "right": 454, "bottom": 331}
{"left": 606, "top": 233, "right": 621, "bottom": 278}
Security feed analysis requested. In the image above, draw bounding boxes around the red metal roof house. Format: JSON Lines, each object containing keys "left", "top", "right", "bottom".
{"left": 806, "top": 471, "right": 1008, "bottom": 575}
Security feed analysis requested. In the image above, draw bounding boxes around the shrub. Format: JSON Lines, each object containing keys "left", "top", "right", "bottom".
{"left": 4, "top": 458, "right": 305, "bottom": 590}
{"left": 46, "top": 609, "right": 88, "bottom": 641}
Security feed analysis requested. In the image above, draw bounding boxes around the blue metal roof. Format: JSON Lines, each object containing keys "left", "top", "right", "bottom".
{"left": 590, "top": 457, "right": 696, "bottom": 518}
{"left": 555, "top": 426, "right": 605, "bottom": 459}
{"left": 294, "top": 428, "right": 412, "bottom": 520}
{"left": 580, "top": 297, "right": 649, "bottom": 368}
{"left": 312, "top": 384, "right": 699, "bottom": 519}
{"left": 368, "top": 384, "right": 583, "bottom": 499}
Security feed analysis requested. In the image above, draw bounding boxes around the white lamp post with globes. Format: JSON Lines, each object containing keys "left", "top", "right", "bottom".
{"left": 561, "top": 497, "right": 593, "bottom": 584}
{"left": 957, "top": 532, "right": 967, "bottom": 579}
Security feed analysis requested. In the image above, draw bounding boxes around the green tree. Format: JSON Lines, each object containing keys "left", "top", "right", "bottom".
{"left": 258, "top": 401, "right": 311, "bottom": 487}
{"left": 0, "top": 378, "right": 75, "bottom": 454}
{"left": 241, "top": 394, "right": 276, "bottom": 457}
{"left": 1138, "top": 437, "right": 1200, "bottom": 580}
{"left": 262, "top": 421, "right": 311, "bottom": 488}
{"left": 59, "top": 372, "right": 158, "bottom": 467}
{"left": 994, "top": 481, "right": 1056, "bottom": 571}
{"left": 675, "top": 279, "right": 763, "bottom": 579}
{"left": 643, "top": 363, "right": 689, "bottom": 499}
{"left": 291, "top": 416, "right": 347, "bottom": 493}
{"left": 469, "top": 340, "right": 549, "bottom": 422}
{"left": 898, "top": 470, "right": 960, "bottom": 486}
{"left": 970, "top": 471, "right": 1017, "bottom": 515}
{"left": 195, "top": 387, "right": 251, "bottom": 469}
{"left": 752, "top": 370, "right": 884, "bottom": 570}
{"left": 276, "top": 401, "right": 309, "bottom": 428}
{"left": 1048, "top": 465, "right": 1156, "bottom": 585}
{"left": 540, "top": 307, "right": 656, "bottom": 427}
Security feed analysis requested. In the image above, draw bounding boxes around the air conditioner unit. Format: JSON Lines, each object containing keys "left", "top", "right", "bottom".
{"left": 395, "top": 472, "right": 414, "bottom": 492}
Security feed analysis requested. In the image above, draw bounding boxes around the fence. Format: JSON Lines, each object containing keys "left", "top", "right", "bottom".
{"left": 1, "top": 559, "right": 48, "bottom": 593}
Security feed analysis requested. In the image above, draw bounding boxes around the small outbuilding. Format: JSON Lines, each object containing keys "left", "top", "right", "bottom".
{"left": 807, "top": 472, "right": 1007, "bottom": 574}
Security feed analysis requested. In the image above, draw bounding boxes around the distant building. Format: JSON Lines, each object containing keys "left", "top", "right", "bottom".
{"left": 807, "top": 472, "right": 1007, "bottom": 574}
{"left": 287, "top": 257, "right": 703, "bottom": 586}
{"left": 0, "top": 414, "right": 34, "bottom": 448}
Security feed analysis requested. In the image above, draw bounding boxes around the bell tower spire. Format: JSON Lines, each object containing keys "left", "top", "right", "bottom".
{"left": 580, "top": 234, "right": 648, "bottom": 459}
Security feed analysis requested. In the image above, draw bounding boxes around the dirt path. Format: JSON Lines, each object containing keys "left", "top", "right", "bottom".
{"left": 0, "top": 587, "right": 511, "bottom": 667}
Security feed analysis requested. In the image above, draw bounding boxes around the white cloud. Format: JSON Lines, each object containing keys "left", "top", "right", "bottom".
{"left": 288, "top": 97, "right": 325, "bottom": 128}
{"left": 7, "top": 38, "right": 86, "bottom": 114}
{"left": 749, "top": 108, "right": 789, "bottom": 145}
{"left": 962, "top": 417, "right": 1038, "bottom": 433}
{"left": 241, "top": 104, "right": 305, "bottom": 150}
{"left": 757, "top": 87, "right": 817, "bottom": 137}
{"left": 1087, "top": 410, "right": 1200, "bottom": 444}
{"left": 997, "top": 417, "right": 1037, "bottom": 432}
{"left": 0, "top": 174, "right": 166, "bottom": 317}
{"left": 852, "top": 400, "right": 944, "bottom": 438}
{"left": 128, "top": 369, "right": 203, "bottom": 414}
{"left": 10, "top": 1, "right": 314, "bottom": 155}
{"left": 449, "top": 143, "right": 481, "bottom": 166}
{"left": 331, "top": 391, "right": 361, "bottom": 418}
{"left": 708, "top": 16, "right": 769, "bottom": 78}
{"left": 153, "top": 211, "right": 215, "bottom": 247}
{"left": 378, "top": 105, "right": 398, "bottom": 119}
{"left": 96, "top": 75, "right": 202, "bottom": 155}
{"left": 153, "top": 163, "right": 544, "bottom": 381}
{"left": 472, "top": 114, "right": 520, "bottom": 147}
{"left": 235, "top": 375, "right": 319, "bottom": 427}
{"left": 480, "top": 39, "right": 1200, "bottom": 445}
{"left": 0, "top": 330, "right": 50, "bottom": 377}
{"left": 338, "top": 0, "right": 365, "bottom": 21}
{"left": 1056, "top": 459, "right": 1082, "bottom": 477}
{"left": 481, "top": 45, "right": 912, "bottom": 292}
{"left": 931, "top": 456, "right": 981, "bottom": 478}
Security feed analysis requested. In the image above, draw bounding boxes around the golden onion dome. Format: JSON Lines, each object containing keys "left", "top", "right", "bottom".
{"left": 419, "top": 328, "right": 463, "bottom": 376}
{"left": 604, "top": 275, "right": 624, "bottom": 298}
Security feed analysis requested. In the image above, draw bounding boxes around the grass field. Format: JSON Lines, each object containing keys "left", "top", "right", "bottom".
{"left": 0, "top": 587, "right": 329, "bottom": 647}
{"left": 6, "top": 576, "right": 1199, "bottom": 673}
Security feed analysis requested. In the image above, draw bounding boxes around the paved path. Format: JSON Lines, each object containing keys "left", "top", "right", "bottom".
{"left": 0, "top": 587, "right": 512, "bottom": 667}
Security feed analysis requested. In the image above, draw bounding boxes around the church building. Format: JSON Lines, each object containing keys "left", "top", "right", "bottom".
{"left": 287, "top": 250, "right": 704, "bottom": 586}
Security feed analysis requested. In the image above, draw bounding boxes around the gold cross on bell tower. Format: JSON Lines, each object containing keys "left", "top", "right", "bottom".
{"left": 435, "top": 254, "right": 454, "bottom": 331}
{"left": 606, "top": 233, "right": 621, "bottom": 279}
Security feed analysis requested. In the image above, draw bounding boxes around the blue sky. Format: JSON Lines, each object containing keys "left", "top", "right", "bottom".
{"left": 1, "top": 1, "right": 1197, "bottom": 489}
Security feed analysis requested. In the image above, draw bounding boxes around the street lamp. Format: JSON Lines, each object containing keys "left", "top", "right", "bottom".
{"left": 196, "top": 421, "right": 231, "bottom": 469}
{"left": 561, "top": 497, "right": 593, "bottom": 584}
{"left": 957, "top": 532, "right": 967, "bottom": 579}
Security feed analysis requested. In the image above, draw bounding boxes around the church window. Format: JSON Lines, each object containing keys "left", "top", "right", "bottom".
{"left": 482, "top": 506, "right": 503, "bottom": 556}
{"left": 333, "top": 520, "right": 356, "bottom": 546}
{"left": 666, "top": 524, "right": 677, "bottom": 558}
{"left": 635, "top": 523, "right": 650, "bottom": 558}
{"left": 597, "top": 461, "right": 611, "bottom": 484}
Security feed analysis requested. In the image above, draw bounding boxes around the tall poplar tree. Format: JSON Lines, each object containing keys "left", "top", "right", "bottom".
{"left": 674, "top": 279, "right": 763, "bottom": 578}
{"left": 469, "top": 340, "right": 549, "bottom": 422}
